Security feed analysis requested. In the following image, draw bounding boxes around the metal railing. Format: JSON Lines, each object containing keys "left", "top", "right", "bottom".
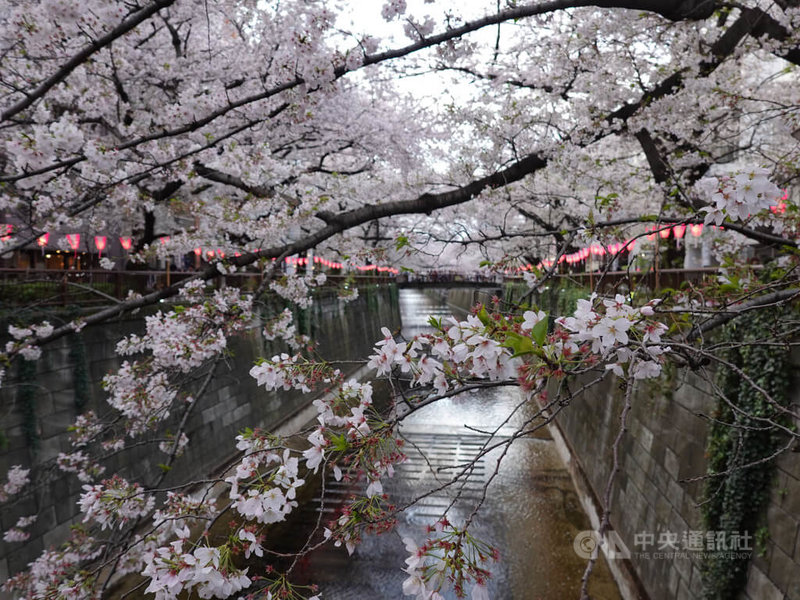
{"left": 0, "top": 269, "right": 395, "bottom": 307}
{"left": 0, "top": 267, "right": 722, "bottom": 308}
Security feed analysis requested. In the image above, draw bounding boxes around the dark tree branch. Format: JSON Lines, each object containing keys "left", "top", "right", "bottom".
{"left": 686, "top": 288, "right": 800, "bottom": 340}
{"left": 515, "top": 206, "right": 569, "bottom": 246}
{"left": 634, "top": 129, "right": 673, "bottom": 184}
{"left": 193, "top": 163, "right": 275, "bottom": 198}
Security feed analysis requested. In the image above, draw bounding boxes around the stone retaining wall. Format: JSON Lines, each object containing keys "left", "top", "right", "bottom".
{"left": 0, "top": 284, "right": 401, "bottom": 582}
{"left": 554, "top": 368, "right": 800, "bottom": 600}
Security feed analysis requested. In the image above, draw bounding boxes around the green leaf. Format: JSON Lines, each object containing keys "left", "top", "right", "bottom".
{"left": 477, "top": 307, "right": 491, "bottom": 326}
{"left": 531, "top": 317, "right": 548, "bottom": 347}
{"left": 502, "top": 332, "right": 535, "bottom": 357}
{"left": 157, "top": 463, "right": 172, "bottom": 472}
{"left": 330, "top": 434, "right": 349, "bottom": 452}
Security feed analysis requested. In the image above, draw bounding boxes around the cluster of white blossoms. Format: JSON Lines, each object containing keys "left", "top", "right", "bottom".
{"left": 139, "top": 438, "right": 312, "bottom": 599}
{"left": 97, "top": 283, "right": 254, "bottom": 437}
{"left": 249, "top": 353, "right": 319, "bottom": 393}
{"left": 0, "top": 469, "right": 35, "bottom": 546}
{"left": 269, "top": 273, "right": 326, "bottom": 309}
{"left": 262, "top": 308, "right": 311, "bottom": 351}
{"left": 401, "top": 520, "right": 496, "bottom": 600}
{"left": 116, "top": 285, "right": 252, "bottom": 373}
{"left": 3, "top": 528, "right": 102, "bottom": 598}
{"left": 302, "top": 380, "right": 384, "bottom": 481}
{"left": 2, "top": 515, "right": 36, "bottom": 543}
{"left": 381, "top": 0, "right": 407, "bottom": 20}
{"left": 697, "top": 168, "right": 783, "bottom": 226}
{"left": 78, "top": 475, "right": 154, "bottom": 531}
{"left": 556, "top": 294, "right": 669, "bottom": 381}
{"left": 367, "top": 318, "right": 519, "bottom": 397}
{"left": 4, "top": 320, "right": 54, "bottom": 362}
{"left": 309, "top": 380, "right": 406, "bottom": 557}
{"left": 142, "top": 536, "right": 251, "bottom": 600}
{"left": 226, "top": 440, "right": 305, "bottom": 525}
{"left": 102, "top": 364, "right": 178, "bottom": 436}
{"left": 56, "top": 450, "right": 105, "bottom": 483}
{"left": 67, "top": 411, "right": 104, "bottom": 446}
{"left": 366, "top": 294, "right": 669, "bottom": 403}
{"left": 110, "top": 492, "right": 218, "bottom": 578}
{"left": 0, "top": 465, "right": 30, "bottom": 501}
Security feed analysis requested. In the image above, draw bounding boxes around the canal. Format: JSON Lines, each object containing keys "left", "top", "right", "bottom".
{"left": 301, "top": 289, "right": 622, "bottom": 599}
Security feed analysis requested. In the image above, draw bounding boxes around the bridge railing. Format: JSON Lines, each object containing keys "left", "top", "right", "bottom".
{"left": 0, "top": 267, "right": 722, "bottom": 308}
{"left": 0, "top": 269, "right": 395, "bottom": 307}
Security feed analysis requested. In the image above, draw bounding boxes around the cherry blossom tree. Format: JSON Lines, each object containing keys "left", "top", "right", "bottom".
{"left": 1, "top": 0, "right": 799, "bottom": 598}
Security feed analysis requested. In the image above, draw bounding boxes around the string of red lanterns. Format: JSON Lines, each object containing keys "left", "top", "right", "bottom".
{"left": 1, "top": 204, "right": 789, "bottom": 275}
{"left": 1, "top": 228, "right": 398, "bottom": 273}
{"left": 530, "top": 222, "right": 719, "bottom": 270}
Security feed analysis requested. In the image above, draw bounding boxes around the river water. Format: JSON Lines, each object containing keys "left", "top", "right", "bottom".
{"left": 302, "top": 289, "right": 622, "bottom": 600}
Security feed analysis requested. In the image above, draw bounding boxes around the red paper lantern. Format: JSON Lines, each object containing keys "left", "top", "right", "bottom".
{"left": 673, "top": 224, "right": 686, "bottom": 239}
{"left": 94, "top": 236, "right": 107, "bottom": 257}
{"left": 119, "top": 236, "right": 133, "bottom": 250}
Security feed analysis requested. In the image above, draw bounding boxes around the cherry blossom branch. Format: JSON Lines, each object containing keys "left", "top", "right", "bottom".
{"left": 0, "top": 0, "right": 177, "bottom": 122}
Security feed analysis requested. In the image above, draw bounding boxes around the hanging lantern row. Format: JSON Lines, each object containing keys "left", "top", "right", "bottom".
{"left": 531, "top": 239, "right": 638, "bottom": 271}
{"left": 645, "top": 223, "right": 718, "bottom": 241}
{"left": 285, "top": 256, "right": 344, "bottom": 269}
{"left": 355, "top": 264, "right": 400, "bottom": 274}
{"left": 0, "top": 228, "right": 400, "bottom": 274}
{"left": 528, "top": 221, "right": 720, "bottom": 271}
{"left": 282, "top": 255, "right": 397, "bottom": 273}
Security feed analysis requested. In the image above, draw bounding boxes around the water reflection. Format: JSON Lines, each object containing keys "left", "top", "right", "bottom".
{"left": 306, "top": 290, "right": 621, "bottom": 599}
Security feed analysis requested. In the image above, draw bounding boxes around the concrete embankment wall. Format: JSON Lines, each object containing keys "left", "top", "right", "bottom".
{"left": 445, "top": 289, "right": 800, "bottom": 600}
{"left": 554, "top": 369, "right": 800, "bottom": 600}
{"left": 0, "top": 285, "right": 400, "bottom": 581}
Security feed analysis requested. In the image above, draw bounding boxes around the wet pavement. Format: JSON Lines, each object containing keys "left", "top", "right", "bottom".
{"left": 303, "top": 290, "right": 622, "bottom": 600}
